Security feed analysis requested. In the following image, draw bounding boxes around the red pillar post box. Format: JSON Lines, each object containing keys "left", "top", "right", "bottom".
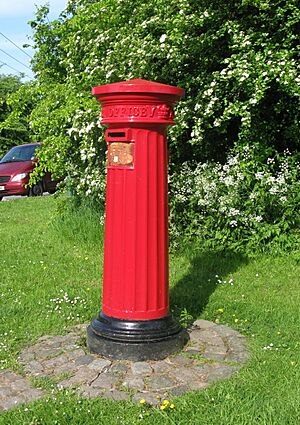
{"left": 87, "top": 79, "right": 189, "bottom": 360}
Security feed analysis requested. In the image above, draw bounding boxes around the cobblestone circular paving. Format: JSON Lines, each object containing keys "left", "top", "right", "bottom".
{"left": 0, "top": 320, "right": 249, "bottom": 411}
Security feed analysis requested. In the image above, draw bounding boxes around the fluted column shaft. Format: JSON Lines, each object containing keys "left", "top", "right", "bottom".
{"left": 103, "top": 127, "right": 169, "bottom": 320}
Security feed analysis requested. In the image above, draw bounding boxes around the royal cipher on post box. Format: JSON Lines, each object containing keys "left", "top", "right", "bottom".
{"left": 87, "top": 79, "right": 189, "bottom": 361}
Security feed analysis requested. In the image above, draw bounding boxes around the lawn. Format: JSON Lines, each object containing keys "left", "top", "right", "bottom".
{"left": 0, "top": 196, "right": 300, "bottom": 424}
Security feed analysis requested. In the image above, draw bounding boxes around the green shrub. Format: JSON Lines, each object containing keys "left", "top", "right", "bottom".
{"left": 4, "top": 0, "right": 300, "bottom": 252}
{"left": 169, "top": 144, "right": 300, "bottom": 253}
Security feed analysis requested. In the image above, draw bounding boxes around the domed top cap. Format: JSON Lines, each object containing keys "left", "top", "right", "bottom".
{"left": 92, "top": 78, "right": 185, "bottom": 98}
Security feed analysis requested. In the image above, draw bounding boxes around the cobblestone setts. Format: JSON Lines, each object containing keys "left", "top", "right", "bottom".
{"left": 0, "top": 320, "right": 249, "bottom": 411}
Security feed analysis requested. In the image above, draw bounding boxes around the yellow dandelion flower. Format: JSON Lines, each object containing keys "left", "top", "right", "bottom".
{"left": 160, "top": 405, "right": 166, "bottom": 410}
{"left": 162, "top": 400, "right": 170, "bottom": 406}
{"left": 170, "top": 403, "right": 175, "bottom": 409}
{"left": 139, "top": 399, "right": 146, "bottom": 405}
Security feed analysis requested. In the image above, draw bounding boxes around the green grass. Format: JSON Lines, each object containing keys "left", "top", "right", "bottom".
{"left": 1, "top": 196, "right": 300, "bottom": 424}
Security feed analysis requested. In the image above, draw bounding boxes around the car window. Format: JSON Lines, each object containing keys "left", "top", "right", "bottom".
{"left": 0, "top": 145, "right": 39, "bottom": 164}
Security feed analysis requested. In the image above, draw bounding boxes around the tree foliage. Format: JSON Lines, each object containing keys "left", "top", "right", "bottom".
{"left": 6, "top": 0, "right": 300, "bottom": 249}
{"left": 11, "top": 0, "right": 298, "bottom": 170}
{"left": 0, "top": 74, "right": 31, "bottom": 156}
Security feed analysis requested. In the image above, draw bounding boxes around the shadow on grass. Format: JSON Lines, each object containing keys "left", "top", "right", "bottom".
{"left": 170, "top": 250, "right": 248, "bottom": 319}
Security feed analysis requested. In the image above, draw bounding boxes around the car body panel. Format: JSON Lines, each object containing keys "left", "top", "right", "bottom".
{"left": 0, "top": 143, "right": 60, "bottom": 199}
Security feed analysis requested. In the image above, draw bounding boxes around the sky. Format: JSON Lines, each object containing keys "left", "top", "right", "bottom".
{"left": 0, "top": 0, "right": 67, "bottom": 81}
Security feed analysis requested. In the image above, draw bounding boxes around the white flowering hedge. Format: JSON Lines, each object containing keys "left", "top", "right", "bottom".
{"left": 169, "top": 146, "right": 300, "bottom": 252}
{"left": 7, "top": 0, "right": 300, "bottom": 250}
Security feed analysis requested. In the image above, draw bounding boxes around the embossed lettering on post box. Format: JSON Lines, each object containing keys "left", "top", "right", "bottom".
{"left": 108, "top": 142, "right": 134, "bottom": 167}
{"left": 102, "top": 104, "right": 175, "bottom": 122}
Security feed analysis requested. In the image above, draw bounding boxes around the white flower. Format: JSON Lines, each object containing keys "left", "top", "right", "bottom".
{"left": 67, "top": 127, "right": 77, "bottom": 136}
{"left": 159, "top": 34, "right": 167, "bottom": 43}
{"left": 269, "top": 187, "right": 278, "bottom": 195}
{"left": 222, "top": 175, "right": 235, "bottom": 186}
{"left": 205, "top": 88, "right": 214, "bottom": 96}
{"left": 227, "top": 155, "right": 239, "bottom": 166}
{"left": 249, "top": 98, "right": 258, "bottom": 104}
{"left": 255, "top": 171, "right": 264, "bottom": 180}
{"left": 228, "top": 208, "right": 240, "bottom": 216}
{"left": 85, "top": 122, "right": 95, "bottom": 133}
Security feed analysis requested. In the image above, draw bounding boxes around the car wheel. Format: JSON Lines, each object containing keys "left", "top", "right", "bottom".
{"left": 28, "top": 182, "right": 43, "bottom": 197}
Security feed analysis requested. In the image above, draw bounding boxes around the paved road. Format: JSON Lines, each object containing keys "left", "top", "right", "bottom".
{"left": 1, "top": 193, "right": 50, "bottom": 202}
{"left": 2, "top": 196, "right": 24, "bottom": 201}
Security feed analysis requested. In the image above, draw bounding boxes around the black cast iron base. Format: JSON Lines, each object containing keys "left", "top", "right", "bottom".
{"left": 87, "top": 312, "right": 189, "bottom": 361}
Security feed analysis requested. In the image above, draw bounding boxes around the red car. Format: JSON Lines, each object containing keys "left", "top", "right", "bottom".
{"left": 0, "top": 143, "right": 59, "bottom": 201}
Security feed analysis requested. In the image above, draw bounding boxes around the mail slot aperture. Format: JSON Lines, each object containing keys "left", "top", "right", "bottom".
{"left": 105, "top": 128, "right": 130, "bottom": 142}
